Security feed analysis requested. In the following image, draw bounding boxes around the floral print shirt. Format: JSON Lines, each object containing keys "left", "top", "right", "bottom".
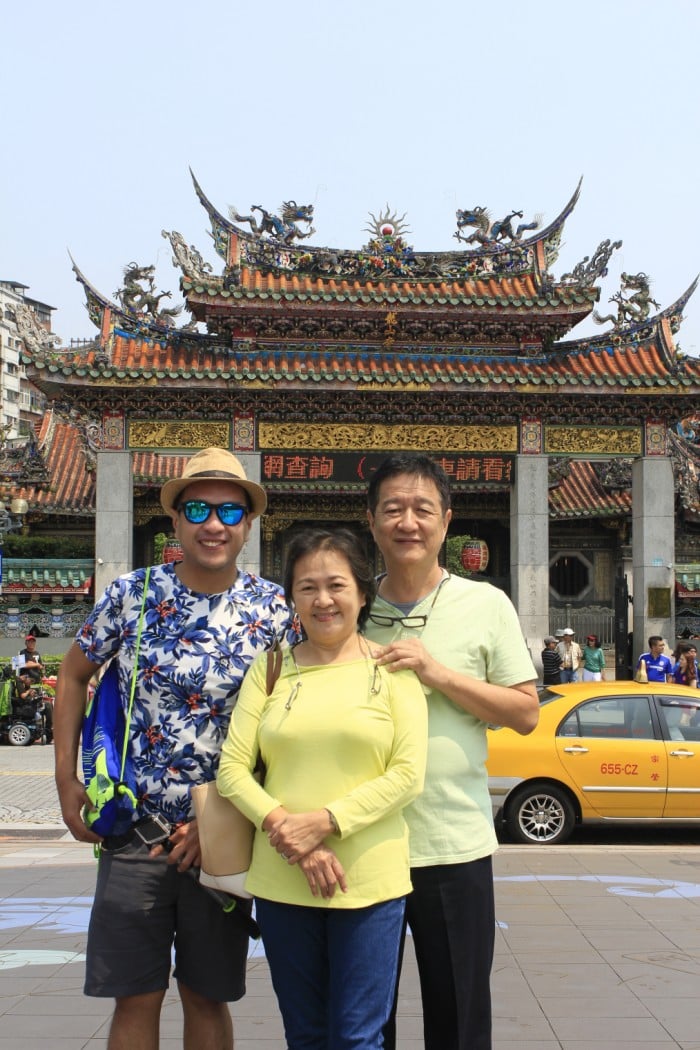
{"left": 76, "top": 563, "right": 297, "bottom": 825}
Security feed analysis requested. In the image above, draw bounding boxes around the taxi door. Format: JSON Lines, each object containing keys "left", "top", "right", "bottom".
{"left": 555, "top": 694, "right": 667, "bottom": 818}
{"left": 657, "top": 694, "right": 700, "bottom": 818}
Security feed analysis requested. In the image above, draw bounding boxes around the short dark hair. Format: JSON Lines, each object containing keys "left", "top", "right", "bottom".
{"left": 648, "top": 635, "right": 664, "bottom": 648}
{"left": 283, "top": 528, "right": 375, "bottom": 630}
{"left": 367, "top": 453, "right": 451, "bottom": 514}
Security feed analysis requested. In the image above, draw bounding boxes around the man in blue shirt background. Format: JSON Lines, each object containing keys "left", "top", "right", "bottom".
{"left": 636, "top": 636, "right": 673, "bottom": 682}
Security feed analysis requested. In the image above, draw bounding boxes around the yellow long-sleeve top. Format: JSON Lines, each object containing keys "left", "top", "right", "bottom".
{"left": 217, "top": 649, "right": 428, "bottom": 908}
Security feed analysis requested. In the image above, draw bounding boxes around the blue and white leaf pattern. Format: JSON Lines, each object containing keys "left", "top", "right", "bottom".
{"left": 77, "top": 563, "right": 297, "bottom": 824}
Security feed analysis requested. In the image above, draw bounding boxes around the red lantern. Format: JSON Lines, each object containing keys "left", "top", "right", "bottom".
{"left": 460, "top": 539, "right": 489, "bottom": 573}
{"left": 162, "top": 539, "right": 183, "bottom": 564}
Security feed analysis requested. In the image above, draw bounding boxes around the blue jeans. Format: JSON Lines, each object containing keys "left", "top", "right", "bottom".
{"left": 560, "top": 667, "right": 579, "bottom": 683}
{"left": 255, "top": 896, "right": 406, "bottom": 1049}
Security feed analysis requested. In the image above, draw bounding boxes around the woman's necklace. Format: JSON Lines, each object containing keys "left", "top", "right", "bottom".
{"left": 286, "top": 635, "right": 380, "bottom": 710}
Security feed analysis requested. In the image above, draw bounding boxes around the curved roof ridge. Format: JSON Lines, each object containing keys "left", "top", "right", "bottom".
{"left": 659, "top": 276, "right": 699, "bottom": 324}
{"left": 524, "top": 177, "right": 582, "bottom": 249}
{"left": 553, "top": 274, "right": 698, "bottom": 356}
{"left": 190, "top": 171, "right": 582, "bottom": 264}
{"left": 69, "top": 253, "right": 211, "bottom": 347}
{"left": 189, "top": 167, "right": 235, "bottom": 246}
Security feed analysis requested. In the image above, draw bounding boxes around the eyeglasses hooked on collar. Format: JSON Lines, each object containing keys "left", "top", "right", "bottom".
{"left": 177, "top": 500, "right": 248, "bottom": 526}
{"left": 368, "top": 572, "right": 450, "bottom": 630}
{"left": 367, "top": 612, "right": 429, "bottom": 629}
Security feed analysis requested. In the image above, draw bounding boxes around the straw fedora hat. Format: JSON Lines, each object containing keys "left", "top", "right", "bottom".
{"left": 160, "top": 448, "right": 267, "bottom": 520}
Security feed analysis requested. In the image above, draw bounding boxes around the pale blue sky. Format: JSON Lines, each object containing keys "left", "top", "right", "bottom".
{"left": 2, "top": 0, "right": 698, "bottom": 355}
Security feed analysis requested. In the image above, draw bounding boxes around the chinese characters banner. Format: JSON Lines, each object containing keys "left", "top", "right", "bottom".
{"left": 261, "top": 452, "right": 514, "bottom": 485}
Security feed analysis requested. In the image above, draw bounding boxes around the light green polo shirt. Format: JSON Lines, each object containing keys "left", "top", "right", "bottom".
{"left": 365, "top": 574, "right": 536, "bottom": 866}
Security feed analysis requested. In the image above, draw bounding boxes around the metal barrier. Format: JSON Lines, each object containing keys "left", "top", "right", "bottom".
{"left": 549, "top": 606, "right": 615, "bottom": 646}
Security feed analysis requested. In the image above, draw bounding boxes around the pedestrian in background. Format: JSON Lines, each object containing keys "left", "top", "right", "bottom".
{"left": 671, "top": 641, "right": 698, "bottom": 688}
{"left": 556, "top": 628, "right": 582, "bottom": 683}
{"left": 541, "top": 636, "right": 562, "bottom": 685}
{"left": 582, "top": 634, "right": 606, "bottom": 682}
{"left": 19, "top": 633, "right": 44, "bottom": 684}
{"left": 636, "top": 636, "right": 673, "bottom": 683}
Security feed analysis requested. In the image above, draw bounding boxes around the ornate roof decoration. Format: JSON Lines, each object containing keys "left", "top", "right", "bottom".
{"left": 555, "top": 278, "right": 699, "bottom": 370}
{"left": 69, "top": 255, "right": 207, "bottom": 352}
{"left": 29, "top": 183, "right": 692, "bottom": 395}
{"left": 228, "top": 200, "right": 316, "bottom": 245}
{"left": 669, "top": 424, "right": 700, "bottom": 523}
{"left": 358, "top": 206, "right": 414, "bottom": 278}
{"left": 593, "top": 271, "right": 660, "bottom": 330}
{"left": 559, "top": 238, "right": 623, "bottom": 290}
{"left": 0, "top": 429, "right": 50, "bottom": 487}
{"left": 13, "top": 302, "right": 63, "bottom": 357}
{"left": 189, "top": 171, "right": 583, "bottom": 286}
{"left": 593, "top": 459, "right": 633, "bottom": 491}
{"left": 161, "top": 230, "right": 214, "bottom": 284}
{"left": 453, "top": 205, "right": 541, "bottom": 246}
{"left": 547, "top": 458, "right": 571, "bottom": 488}
{"left": 364, "top": 206, "right": 410, "bottom": 241}
{"left": 114, "top": 262, "right": 184, "bottom": 328}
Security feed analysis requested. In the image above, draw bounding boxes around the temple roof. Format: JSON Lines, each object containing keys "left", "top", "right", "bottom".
{"left": 8, "top": 412, "right": 193, "bottom": 518}
{"left": 191, "top": 171, "right": 582, "bottom": 284}
{"left": 19, "top": 230, "right": 693, "bottom": 398}
{"left": 10, "top": 412, "right": 95, "bottom": 517}
{"left": 549, "top": 460, "right": 632, "bottom": 520}
{"left": 23, "top": 314, "right": 700, "bottom": 396}
{"left": 183, "top": 177, "right": 597, "bottom": 341}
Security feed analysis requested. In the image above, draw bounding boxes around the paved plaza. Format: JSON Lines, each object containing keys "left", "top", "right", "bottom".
{"left": 1, "top": 745, "right": 700, "bottom": 1049}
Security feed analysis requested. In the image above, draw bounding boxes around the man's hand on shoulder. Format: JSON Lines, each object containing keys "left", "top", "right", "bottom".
{"left": 373, "top": 638, "right": 441, "bottom": 687}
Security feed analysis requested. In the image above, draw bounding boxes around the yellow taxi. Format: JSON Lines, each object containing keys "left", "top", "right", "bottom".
{"left": 487, "top": 681, "right": 700, "bottom": 844}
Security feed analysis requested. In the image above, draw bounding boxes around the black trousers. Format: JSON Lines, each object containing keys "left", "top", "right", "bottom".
{"left": 384, "top": 857, "right": 495, "bottom": 1050}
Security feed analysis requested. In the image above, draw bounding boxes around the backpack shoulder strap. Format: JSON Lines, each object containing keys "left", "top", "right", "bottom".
{"left": 265, "top": 645, "right": 283, "bottom": 696}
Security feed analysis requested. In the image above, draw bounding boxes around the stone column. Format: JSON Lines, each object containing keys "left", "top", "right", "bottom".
{"left": 510, "top": 455, "right": 549, "bottom": 672}
{"left": 235, "top": 452, "right": 263, "bottom": 576}
{"left": 632, "top": 457, "right": 675, "bottom": 660}
{"left": 95, "top": 451, "right": 133, "bottom": 597}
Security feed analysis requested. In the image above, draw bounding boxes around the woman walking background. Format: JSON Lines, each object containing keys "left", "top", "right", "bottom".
{"left": 582, "top": 634, "right": 606, "bottom": 682}
{"left": 217, "top": 527, "right": 427, "bottom": 1050}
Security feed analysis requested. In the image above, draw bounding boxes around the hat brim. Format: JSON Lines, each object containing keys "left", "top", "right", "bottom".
{"left": 160, "top": 474, "right": 267, "bottom": 520}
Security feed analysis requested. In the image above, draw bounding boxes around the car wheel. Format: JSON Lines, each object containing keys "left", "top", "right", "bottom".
{"left": 8, "top": 722, "right": 32, "bottom": 747}
{"left": 505, "top": 782, "right": 576, "bottom": 845}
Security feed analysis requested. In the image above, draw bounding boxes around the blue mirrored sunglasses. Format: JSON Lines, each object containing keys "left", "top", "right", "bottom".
{"left": 177, "top": 500, "right": 248, "bottom": 526}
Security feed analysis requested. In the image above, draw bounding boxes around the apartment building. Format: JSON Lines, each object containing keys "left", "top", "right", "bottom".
{"left": 0, "top": 280, "right": 51, "bottom": 437}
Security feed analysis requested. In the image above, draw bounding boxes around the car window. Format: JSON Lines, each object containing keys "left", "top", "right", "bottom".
{"left": 558, "top": 696, "right": 656, "bottom": 740}
{"left": 537, "top": 686, "right": 564, "bottom": 708}
{"left": 656, "top": 694, "right": 700, "bottom": 741}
